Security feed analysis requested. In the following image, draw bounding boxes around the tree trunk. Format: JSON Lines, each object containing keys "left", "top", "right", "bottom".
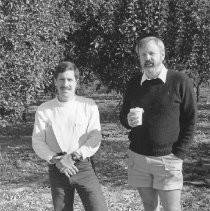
{"left": 196, "top": 85, "right": 200, "bottom": 102}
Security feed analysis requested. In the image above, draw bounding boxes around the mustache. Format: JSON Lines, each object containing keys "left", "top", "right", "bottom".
{"left": 144, "top": 61, "right": 154, "bottom": 67}
{"left": 60, "top": 86, "right": 71, "bottom": 90}
{"left": 144, "top": 61, "right": 153, "bottom": 65}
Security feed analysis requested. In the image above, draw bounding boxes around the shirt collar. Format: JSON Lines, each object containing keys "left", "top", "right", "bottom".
{"left": 141, "top": 65, "right": 168, "bottom": 85}
{"left": 56, "top": 95, "right": 76, "bottom": 107}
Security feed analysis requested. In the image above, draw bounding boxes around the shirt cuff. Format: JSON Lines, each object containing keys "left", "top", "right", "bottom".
{"left": 75, "top": 149, "right": 84, "bottom": 160}
{"left": 47, "top": 154, "right": 57, "bottom": 164}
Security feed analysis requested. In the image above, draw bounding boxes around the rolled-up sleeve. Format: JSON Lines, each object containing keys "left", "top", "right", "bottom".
{"left": 75, "top": 101, "right": 102, "bottom": 159}
{"left": 32, "top": 109, "right": 56, "bottom": 162}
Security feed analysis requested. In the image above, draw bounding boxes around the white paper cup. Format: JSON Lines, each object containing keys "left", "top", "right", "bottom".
{"left": 130, "top": 107, "right": 144, "bottom": 125}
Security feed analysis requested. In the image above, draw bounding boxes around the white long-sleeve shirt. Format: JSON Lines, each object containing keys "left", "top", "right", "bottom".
{"left": 32, "top": 95, "right": 102, "bottom": 162}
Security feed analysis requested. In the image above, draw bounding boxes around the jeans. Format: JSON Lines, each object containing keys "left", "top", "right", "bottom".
{"left": 49, "top": 158, "right": 108, "bottom": 211}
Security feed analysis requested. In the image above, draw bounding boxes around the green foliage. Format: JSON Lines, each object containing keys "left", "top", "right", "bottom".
{"left": 63, "top": 0, "right": 170, "bottom": 93}
{"left": 0, "top": 0, "right": 71, "bottom": 122}
{"left": 165, "top": 0, "right": 210, "bottom": 73}
{"left": 0, "top": 0, "right": 209, "bottom": 122}
{"left": 62, "top": 0, "right": 209, "bottom": 96}
{"left": 186, "top": 0, "right": 210, "bottom": 101}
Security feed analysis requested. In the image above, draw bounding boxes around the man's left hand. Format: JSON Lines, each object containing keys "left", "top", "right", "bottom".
{"left": 56, "top": 154, "right": 79, "bottom": 178}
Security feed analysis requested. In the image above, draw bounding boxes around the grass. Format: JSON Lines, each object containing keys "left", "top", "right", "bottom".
{"left": 0, "top": 88, "right": 209, "bottom": 211}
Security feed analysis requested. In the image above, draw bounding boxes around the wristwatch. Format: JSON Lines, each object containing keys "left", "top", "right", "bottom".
{"left": 49, "top": 152, "right": 67, "bottom": 164}
{"left": 71, "top": 152, "right": 82, "bottom": 162}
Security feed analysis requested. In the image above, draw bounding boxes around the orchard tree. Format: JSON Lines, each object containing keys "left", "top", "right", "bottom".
{"left": 186, "top": 0, "right": 210, "bottom": 101}
{"left": 62, "top": 0, "right": 170, "bottom": 93}
{"left": 164, "top": 0, "right": 210, "bottom": 101}
{"left": 0, "top": 0, "right": 71, "bottom": 122}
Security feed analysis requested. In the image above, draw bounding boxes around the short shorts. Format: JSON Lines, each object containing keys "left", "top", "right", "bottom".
{"left": 127, "top": 149, "right": 183, "bottom": 190}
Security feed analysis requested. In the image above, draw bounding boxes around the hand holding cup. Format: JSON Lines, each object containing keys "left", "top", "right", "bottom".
{"left": 127, "top": 107, "right": 144, "bottom": 127}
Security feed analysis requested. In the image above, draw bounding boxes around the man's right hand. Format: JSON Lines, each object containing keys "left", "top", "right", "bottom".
{"left": 127, "top": 108, "right": 144, "bottom": 127}
{"left": 50, "top": 155, "right": 63, "bottom": 165}
{"left": 56, "top": 154, "right": 79, "bottom": 178}
{"left": 127, "top": 112, "right": 141, "bottom": 127}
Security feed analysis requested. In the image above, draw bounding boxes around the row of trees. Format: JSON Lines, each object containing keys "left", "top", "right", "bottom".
{"left": 0, "top": 0, "right": 209, "bottom": 122}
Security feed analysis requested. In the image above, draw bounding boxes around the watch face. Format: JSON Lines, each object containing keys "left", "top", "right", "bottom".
{"left": 72, "top": 154, "right": 78, "bottom": 161}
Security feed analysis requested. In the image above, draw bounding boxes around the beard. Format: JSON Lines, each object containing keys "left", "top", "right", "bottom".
{"left": 143, "top": 62, "right": 163, "bottom": 79}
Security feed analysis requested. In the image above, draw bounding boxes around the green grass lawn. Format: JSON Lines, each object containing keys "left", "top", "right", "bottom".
{"left": 0, "top": 89, "right": 209, "bottom": 211}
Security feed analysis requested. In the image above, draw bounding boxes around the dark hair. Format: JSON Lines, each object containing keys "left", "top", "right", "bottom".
{"left": 135, "top": 36, "right": 165, "bottom": 55}
{"left": 54, "top": 61, "right": 79, "bottom": 80}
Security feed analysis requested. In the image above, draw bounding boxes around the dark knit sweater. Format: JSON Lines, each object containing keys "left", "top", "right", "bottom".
{"left": 120, "top": 69, "right": 197, "bottom": 159}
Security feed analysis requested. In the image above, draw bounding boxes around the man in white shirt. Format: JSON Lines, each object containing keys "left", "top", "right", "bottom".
{"left": 32, "top": 61, "right": 108, "bottom": 211}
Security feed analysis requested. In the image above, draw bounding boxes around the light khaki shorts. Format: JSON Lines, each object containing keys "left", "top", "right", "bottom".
{"left": 127, "top": 149, "right": 183, "bottom": 190}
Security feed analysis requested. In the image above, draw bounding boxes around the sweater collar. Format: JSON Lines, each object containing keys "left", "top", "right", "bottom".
{"left": 141, "top": 65, "right": 168, "bottom": 85}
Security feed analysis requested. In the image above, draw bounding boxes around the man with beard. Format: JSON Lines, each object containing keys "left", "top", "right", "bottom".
{"left": 120, "top": 36, "right": 197, "bottom": 211}
{"left": 32, "top": 61, "right": 108, "bottom": 211}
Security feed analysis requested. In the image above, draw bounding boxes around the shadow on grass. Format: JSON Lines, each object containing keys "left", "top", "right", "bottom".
{"left": 0, "top": 122, "right": 34, "bottom": 137}
{"left": 183, "top": 141, "right": 210, "bottom": 188}
{"left": 100, "top": 110, "right": 120, "bottom": 123}
{"left": 1, "top": 172, "right": 50, "bottom": 188}
{"left": 0, "top": 137, "right": 49, "bottom": 187}
{"left": 93, "top": 140, "right": 129, "bottom": 188}
{"left": 197, "top": 103, "right": 210, "bottom": 110}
